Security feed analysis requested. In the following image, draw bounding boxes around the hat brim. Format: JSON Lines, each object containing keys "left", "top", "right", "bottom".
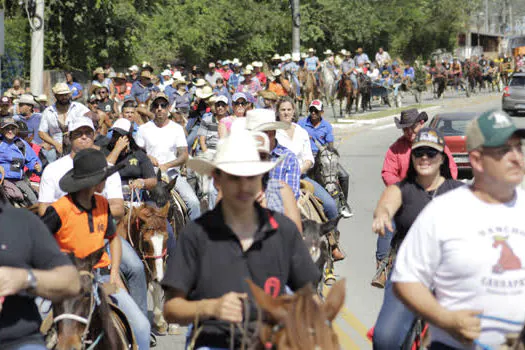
{"left": 394, "top": 117, "right": 416, "bottom": 129}
{"left": 187, "top": 158, "right": 276, "bottom": 177}
{"left": 59, "top": 164, "right": 123, "bottom": 193}
{"left": 484, "top": 128, "right": 525, "bottom": 148}
{"left": 53, "top": 90, "right": 72, "bottom": 95}
{"left": 251, "top": 121, "right": 291, "bottom": 132}
{"left": 196, "top": 92, "right": 214, "bottom": 99}
{"left": 412, "top": 141, "right": 444, "bottom": 152}
{"left": 1, "top": 121, "right": 18, "bottom": 129}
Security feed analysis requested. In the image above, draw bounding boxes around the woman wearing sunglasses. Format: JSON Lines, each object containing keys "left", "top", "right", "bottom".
{"left": 371, "top": 127, "right": 464, "bottom": 350}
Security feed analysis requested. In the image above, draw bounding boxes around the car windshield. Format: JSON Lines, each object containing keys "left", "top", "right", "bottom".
{"left": 509, "top": 76, "right": 525, "bottom": 87}
{"left": 436, "top": 118, "right": 471, "bottom": 136}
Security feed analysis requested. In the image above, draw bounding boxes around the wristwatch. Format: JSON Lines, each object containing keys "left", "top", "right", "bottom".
{"left": 26, "top": 269, "right": 37, "bottom": 291}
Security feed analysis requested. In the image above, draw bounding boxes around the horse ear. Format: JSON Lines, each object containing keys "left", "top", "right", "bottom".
{"left": 320, "top": 215, "right": 342, "bottom": 236}
{"left": 156, "top": 169, "right": 162, "bottom": 182}
{"left": 159, "top": 202, "right": 170, "bottom": 217}
{"left": 167, "top": 177, "right": 178, "bottom": 192}
{"left": 323, "top": 278, "right": 346, "bottom": 321}
{"left": 246, "top": 279, "right": 288, "bottom": 323}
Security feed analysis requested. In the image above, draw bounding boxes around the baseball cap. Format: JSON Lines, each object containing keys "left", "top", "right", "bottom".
{"left": 412, "top": 127, "right": 445, "bottom": 152}
{"left": 466, "top": 109, "right": 525, "bottom": 152}
{"left": 112, "top": 118, "right": 132, "bottom": 134}
{"left": 213, "top": 95, "right": 229, "bottom": 104}
{"left": 69, "top": 116, "right": 95, "bottom": 132}
{"left": 152, "top": 92, "right": 169, "bottom": 104}
{"left": 1, "top": 117, "right": 19, "bottom": 129}
{"left": 232, "top": 92, "right": 247, "bottom": 102}
{"left": 309, "top": 100, "right": 323, "bottom": 111}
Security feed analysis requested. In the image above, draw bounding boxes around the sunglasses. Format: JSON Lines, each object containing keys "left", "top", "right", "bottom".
{"left": 216, "top": 102, "right": 227, "bottom": 107}
{"left": 233, "top": 101, "right": 248, "bottom": 107}
{"left": 152, "top": 102, "right": 169, "bottom": 109}
{"left": 309, "top": 108, "right": 321, "bottom": 113}
{"left": 412, "top": 147, "right": 440, "bottom": 158}
{"left": 70, "top": 129, "right": 94, "bottom": 139}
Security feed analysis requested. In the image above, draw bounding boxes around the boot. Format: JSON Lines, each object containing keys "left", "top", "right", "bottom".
{"left": 331, "top": 246, "right": 345, "bottom": 261}
{"left": 371, "top": 258, "right": 387, "bottom": 289}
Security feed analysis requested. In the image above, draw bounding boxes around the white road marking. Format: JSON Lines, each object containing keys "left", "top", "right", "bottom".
{"left": 151, "top": 233, "right": 165, "bottom": 282}
{"left": 372, "top": 123, "right": 396, "bottom": 130}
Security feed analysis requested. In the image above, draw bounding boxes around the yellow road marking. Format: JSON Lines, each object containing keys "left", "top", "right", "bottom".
{"left": 333, "top": 322, "right": 360, "bottom": 349}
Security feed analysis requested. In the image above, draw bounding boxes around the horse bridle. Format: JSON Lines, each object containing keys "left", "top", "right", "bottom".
{"left": 53, "top": 270, "right": 103, "bottom": 350}
{"left": 262, "top": 319, "right": 333, "bottom": 349}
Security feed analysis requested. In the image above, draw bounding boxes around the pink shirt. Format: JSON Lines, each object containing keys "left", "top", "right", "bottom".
{"left": 381, "top": 136, "right": 458, "bottom": 186}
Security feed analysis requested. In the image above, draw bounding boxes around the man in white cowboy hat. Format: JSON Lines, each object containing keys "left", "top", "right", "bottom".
{"left": 128, "top": 65, "right": 140, "bottom": 82}
{"left": 13, "top": 94, "right": 43, "bottom": 145}
{"left": 160, "top": 69, "right": 173, "bottom": 91}
{"left": 281, "top": 55, "right": 302, "bottom": 99}
{"left": 38, "top": 82, "right": 90, "bottom": 162}
{"left": 227, "top": 61, "right": 243, "bottom": 94}
{"left": 135, "top": 93, "right": 201, "bottom": 220}
{"left": 205, "top": 62, "right": 223, "bottom": 88}
{"left": 243, "top": 109, "right": 302, "bottom": 199}
{"left": 162, "top": 129, "right": 321, "bottom": 349}
{"left": 305, "top": 48, "right": 321, "bottom": 73}
{"left": 251, "top": 61, "right": 267, "bottom": 86}
{"left": 130, "top": 70, "right": 160, "bottom": 105}
{"left": 236, "top": 67, "right": 262, "bottom": 96}
{"left": 322, "top": 49, "right": 339, "bottom": 81}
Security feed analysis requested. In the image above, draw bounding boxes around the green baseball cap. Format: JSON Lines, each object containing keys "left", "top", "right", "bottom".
{"left": 466, "top": 109, "right": 525, "bottom": 152}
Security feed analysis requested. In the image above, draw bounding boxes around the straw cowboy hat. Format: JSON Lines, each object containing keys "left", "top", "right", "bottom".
{"left": 140, "top": 70, "right": 153, "bottom": 79}
{"left": 258, "top": 90, "right": 279, "bottom": 101}
{"left": 17, "top": 94, "right": 37, "bottom": 106}
{"left": 112, "top": 72, "right": 127, "bottom": 82}
{"left": 93, "top": 67, "right": 105, "bottom": 75}
{"left": 186, "top": 129, "right": 277, "bottom": 177}
{"left": 252, "top": 61, "right": 263, "bottom": 68}
{"left": 196, "top": 86, "right": 214, "bottom": 99}
{"left": 193, "top": 78, "right": 207, "bottom": 87}
{"left": 271, "top": 53, "right": 281, "bottom": 61}
{"left": 245, "top": 108, "right": 289, "bottom": 132}
{"left": 52, "top": 82, "right": 71, "bottom": 95}
{"left": 35, "top": 94, "right": 48, "bottom": 103}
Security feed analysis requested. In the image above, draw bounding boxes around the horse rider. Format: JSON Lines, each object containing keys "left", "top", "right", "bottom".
{"left": 339, "top": 50, "right": 358, "bottom": 90}
{"left": 268, "top": 69, "right": 291, "bottom": 97}
{"left": 375, "top": 108, "right": 458, "bottom": 287}
{"left": 322, "top": 50, "right": 339, "bottom": 83}
{"left": 162, "top": 129, "right": 321, "bottom": 349}
{"left": 38, "top": 83, "right": 91, "bottom": 162}
{"left": 134, "top": 93, "right": 201, "bottom": 220}
{"left": 354, "top": 47, "right": 370, "bottom": 67}
{"left": 276, "top": 97, "right": 346, "bottom": 261}
{"left": 451, "top": 58, "right": 462, "bottom": 91}
{"left": 305, "top": 48, "right": 322, "bottom": 84}
{"left": 281, "top": 55, "right": 302, "bottom": 99}
{"left": 393, "top": 110, "right": 525, "bottom": 349}
{"left": 0, "top": 186, "right": 80, "bottom": 350}
{"left": 0, "top": 118, "right": 42, "bottom": 205}
{"left": 42, "top": 148, "right": 150, "bottom": 350}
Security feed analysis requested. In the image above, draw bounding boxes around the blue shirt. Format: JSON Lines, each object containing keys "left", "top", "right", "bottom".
{"left": 13, "top": 113, "right": 43, "bottom": 145}
{"left": 304, "top": 57, "right": 319, "bottom": 71}
{"left": 228, "top": 73, "right": 242, "bottom": 92}
{"left": 67, "top": 82, "right": 83, "bottom": 99}
{"left": 0, "top": 138, "right": 40, "bottom": 180}
{"left": 270, "top": 142, "right": 301, "bottom": 200}
{"left": 404, "top": 67, "right": 415, "bottom": 80}
{"left": 297, "top": 116, "right": 334, "bottom": 154}
{"left": 130, "top": 81, "right": 160, "bottom": 103}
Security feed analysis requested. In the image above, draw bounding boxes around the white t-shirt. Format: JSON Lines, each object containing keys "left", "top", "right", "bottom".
{"left": 135, "top": 120, "right": 187, "bottom": 171}
{"left": 38, "top": 154, "right": 123, "bottom": 203}
{"left": 276, "top": 124, "right": 314, "bottom": 170}
{"left": 39, "top": 102, "right": 90, "bottom": 144}
{"left": 392, "top": 186, "right": 525, "bottom": 349}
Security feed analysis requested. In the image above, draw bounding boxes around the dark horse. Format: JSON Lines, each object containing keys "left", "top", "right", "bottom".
{"left": 357, "top": 72, "right": 372, "bottom": 112}
{"left": 52, "top": 247, "right": 134, "bottom": 350}
{"left": 337, "top": 74, "right": 358, "bottom": 117}
{"left": 247, "top": 278, "right": 346, "bottom": 350}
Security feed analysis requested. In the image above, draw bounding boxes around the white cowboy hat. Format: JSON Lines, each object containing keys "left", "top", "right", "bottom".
{"left": 161, "top": 69, "right": 172, "bottom": 76}
{"left": 232, "top": 58, "right": 243, "bottom": 66}
{"left": 17, "top": 94, "right": 37, "bottom": 106}
{"left": 284, "top": 54, "right": 292, "bottom": 61}
{"left": 246, "top": 64, "right": 254, "bottom": 71}
{"left": 245, "top": 108, "right": 290, "bottom": 132}
{"left": 128, "top": 65, "right": 139, "bottom": 72}
{"left": 292, "top": 55, "right": 300, "bottom": 62}
{"left": 196, "top": 86, "right": 214, "bottom": 99}
{"left": 253, "top": 131, "right": 270, "bottom": 154}
{"left": 252, "top": 61, "right": 263, "bottom": 68}
{"left": 301, "top": 52, "right": 308, "bottom": 59}
{"left": 339, "top": 49, "right": 348, "bottom": 55}
{"left": 272, "top": 69, "right": 282, "bottom": 77}
{"left": 308, "top": 48, "right": 315, "bottom": 53}
{"left": 193, "top": 78, "right": 207, "bottom": 87}
{"left": 52, "top": 82, "right": 71, "bottom": 95}
{"left": 324, "top": 49, "right": 334, "bottom": 55}
{"left": 186, "top": 129, "right": 277, "bottom": 177}
{"left": 242, "top": 68, "right": 253, "bottom": 75}
{"left": 272, "top": 53, "right": 281, "bottom": 60}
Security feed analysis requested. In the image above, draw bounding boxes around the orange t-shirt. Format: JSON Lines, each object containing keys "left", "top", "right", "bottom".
{"left": 268, "top": 81, "right": 289, "bottom": 97}
{"left": 52, "top": 194, "right": 114, "bottom": 268}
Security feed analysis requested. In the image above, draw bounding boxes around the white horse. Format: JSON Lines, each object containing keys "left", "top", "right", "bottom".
{"left": 320, "top": 62, "right": 338, "bottom": 116}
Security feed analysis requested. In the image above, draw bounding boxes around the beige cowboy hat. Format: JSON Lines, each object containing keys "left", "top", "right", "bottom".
{"left": 35, "top": 94, "right": 48, "bottom": 103}
{"left": 52, "top": 82, "right": 71, "bottom": 95}
{"left": 308, "top": 48, "right": 315, "bottom": 53}
{"left": 323, "top": 49, "right": 334, "bottom": 56}
{"left": 186, "top": 129, "right": 277, "bottom": 177}
{"left": 245, "top": 108, "right": 290, "bottom": 132}
{"left": 195, "top": 86, "right": 214, "bottom": 99}
{"left": 193, "top": 78, "right": 207, "bottom": 87}
{"left": 140, "top": 70, "right": 153, "bottom": 79}
{"left": 258, "top": 90, "right": 279, "bottom": 101}
{"left": 112, "top": 72, "right": 127, "bottom": 82}
{"left": 271, "top": 53, "right": 281, "bottom": 60}
{"left": 92, "top": 67, "right": 105, "bottom": 75}
{"left": 17, "top": 94, "right": 37, "bottom": 106}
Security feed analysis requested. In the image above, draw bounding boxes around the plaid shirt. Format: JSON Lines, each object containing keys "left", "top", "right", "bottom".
{"left": 270, "top": 142, "right": 301, "bottom": 199}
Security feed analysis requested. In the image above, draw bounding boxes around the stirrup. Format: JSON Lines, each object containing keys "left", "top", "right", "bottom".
{"left": 324, "top": 267, "right": 336, "bottom": 286}
{"left": 371, "top": 259, "right": 389, "bottom": 289}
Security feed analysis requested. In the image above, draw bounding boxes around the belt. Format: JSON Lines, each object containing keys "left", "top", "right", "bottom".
{"left": 95, "top": 266, "right": 110, "bottom": 276}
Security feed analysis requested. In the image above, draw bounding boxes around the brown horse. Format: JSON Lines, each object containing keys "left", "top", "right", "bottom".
{"left": 52, "top": 247, "right": 134, "bottom": 350}
{"left": 337, "top": 74, "right": 357, "bottom": 117}
{"left": 247, "top": 278, "right": 345, "bottom": 350}
{"left": 299, "top": 68, "right": 321, "bottom": 113}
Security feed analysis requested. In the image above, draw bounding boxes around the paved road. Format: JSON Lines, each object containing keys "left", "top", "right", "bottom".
{"left": 155, "top": 91, "right": 507, "bottom": 349}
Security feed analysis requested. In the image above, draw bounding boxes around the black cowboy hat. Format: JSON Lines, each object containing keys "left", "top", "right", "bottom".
{"left": 59, "top": 149, "right": 124, "bottom": 193}
{"left": 394, "top": 108, "right": 428, "bottom": 129}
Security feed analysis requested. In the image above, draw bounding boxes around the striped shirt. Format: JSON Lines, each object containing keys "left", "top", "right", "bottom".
{"left": 270, "top": 142, "right": 301, "bottom": 200}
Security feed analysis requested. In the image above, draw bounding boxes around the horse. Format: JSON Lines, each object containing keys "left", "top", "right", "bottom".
{"left": 336, "top": 74, "right": 357, "bottom": 117}
{"left": 357, "top": 72, "right": 372, "bottom": 112}
{"left": 285, "top": 70, "right": 303, "bottom": 114}
{"left": 465, "top": 63, "right": 483, "bottom": 94}
{"left": 320, "top": 63, "right": 338, "bottom": 117}
{"left": 299, "top": 68, "right": 321, "bottom": 113}
{"left": 311, "top": 143, "right": 348, "bottom": 211}
{"left": 52, "top": 247, "right": 134, "bottom": 350}
{"left": 247, "top": 277, "right": 345, "bottom": 350}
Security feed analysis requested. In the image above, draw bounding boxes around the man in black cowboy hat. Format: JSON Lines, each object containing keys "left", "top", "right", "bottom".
{"left": 42, "top": 148, "right": 151, "bottom": 350}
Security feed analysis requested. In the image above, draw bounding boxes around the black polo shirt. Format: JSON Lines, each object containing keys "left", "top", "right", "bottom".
{"left": 0, "top": 200, "right": 72, "bottom": 349}
{"left": 162, "top": 201, "right": 321, "bottom": 348}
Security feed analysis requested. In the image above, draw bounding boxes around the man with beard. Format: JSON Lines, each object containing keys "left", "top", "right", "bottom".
{"left": 38, "top": 83, "right": 90, "bottom": 162}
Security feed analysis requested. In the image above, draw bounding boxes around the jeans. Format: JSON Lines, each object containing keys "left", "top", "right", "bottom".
{"left": 376, "top": 221, "right": 395, "bottom": 261}
{"left": 12, "top": 344, "right": 47, "bottom": 350}
{"left": 14, "top": 179, "right": 37, "bottom": 204}
{"left": 304, "top": 176, "right": 338, "bottom": 220}
{"left": 41, "top": 148, "right": 57, "bottom": 163}
{"left": 166, "top": 169, "right": 201, "bottom": 220}
{"left": 119, "top": 237, "right": 148, "bottom": 319}
{"left": 186, "top": 126, "right": 200, "bottom": 154}
{"left": 350, "top": 74, "right": 358, "bottom": 89}
{"left": 372, "top": 272, "right": 416, "bottom": 350}
{"left": 98, "top": 274, "right": 151, "bottom": 350}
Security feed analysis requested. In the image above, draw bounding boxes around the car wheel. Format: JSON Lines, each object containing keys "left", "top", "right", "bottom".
{"left": 504, "top": 109, "right": 514, "bottom": 117}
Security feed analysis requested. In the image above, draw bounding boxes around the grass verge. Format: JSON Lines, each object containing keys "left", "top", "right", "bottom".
{"left": 337, "top": 103, "right": 438, "bottom": 121}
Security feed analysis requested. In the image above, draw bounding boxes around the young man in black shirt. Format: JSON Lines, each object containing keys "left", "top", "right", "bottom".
{"left": 0, "top": 197, "right": 80, "bottom": 349}
{"left": 162, "top": 129, "right": 321, "bottom": 349}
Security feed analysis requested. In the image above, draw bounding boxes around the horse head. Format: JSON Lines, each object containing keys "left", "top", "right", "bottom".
{"left": 54, "top": 247, "right": 116, "bottom": 350}
{"left": 247, "top": 278, "right": 345, "bottom": 350}
{"left": 302, "top": 215, "right": 342, "bottom": 266}
{"left": 314, "top": 145, "right": 340, "bottom": 189}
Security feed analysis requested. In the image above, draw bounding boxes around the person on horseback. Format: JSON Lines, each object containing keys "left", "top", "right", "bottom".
{"left": 162, "top": 129, "right": 321, "bottom": 349}
{"left": 0, "top": 191, "right": 80, "bottom": 350}
{"left": 268, "top": 69, "right": 291, "bottom": 97}
{"left": 42, "top": 148, "right": 151, "bottom": 350}
{"left": 451, "top": 58, "right": 462, "bottom": 91}
{"left": 371, "top": 128, "right": 463, "bottom": 350}
{"left": 305, "top": 48, "right": 321, "bottom": 78}
{"left": 340, "top": 50, "right": 358, "bottom": 90}
{"left": 281, "top": 56, "right": 302, "bottom": 100}
{"left": 393, "top": 110, "right": 525, "bottom": 349}
{"left": 135, "top": 93, "right": 201, "bottom": 220}
{"left": 0, "top": 118, "right": 42, "bottom": 205}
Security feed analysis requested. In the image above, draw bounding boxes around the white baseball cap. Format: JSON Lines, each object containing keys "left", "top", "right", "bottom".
{"left": 111, "top": 118, "right": 132, "bottom": 134}
{"left": 69, "top": 116, "right": 95, "bottom": 132}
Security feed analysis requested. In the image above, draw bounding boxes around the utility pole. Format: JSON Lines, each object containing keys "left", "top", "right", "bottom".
{"left": 30, "top": 0, "right": 44, "bottom": 95}
{"left": 484, "top": 0, "right": 489, "bottom": 33}
{"left": 291, "top": 0, "right": 300, "bottom": 61}
{"left": 0, "top": 10, "right": 4, "bottom": 95}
